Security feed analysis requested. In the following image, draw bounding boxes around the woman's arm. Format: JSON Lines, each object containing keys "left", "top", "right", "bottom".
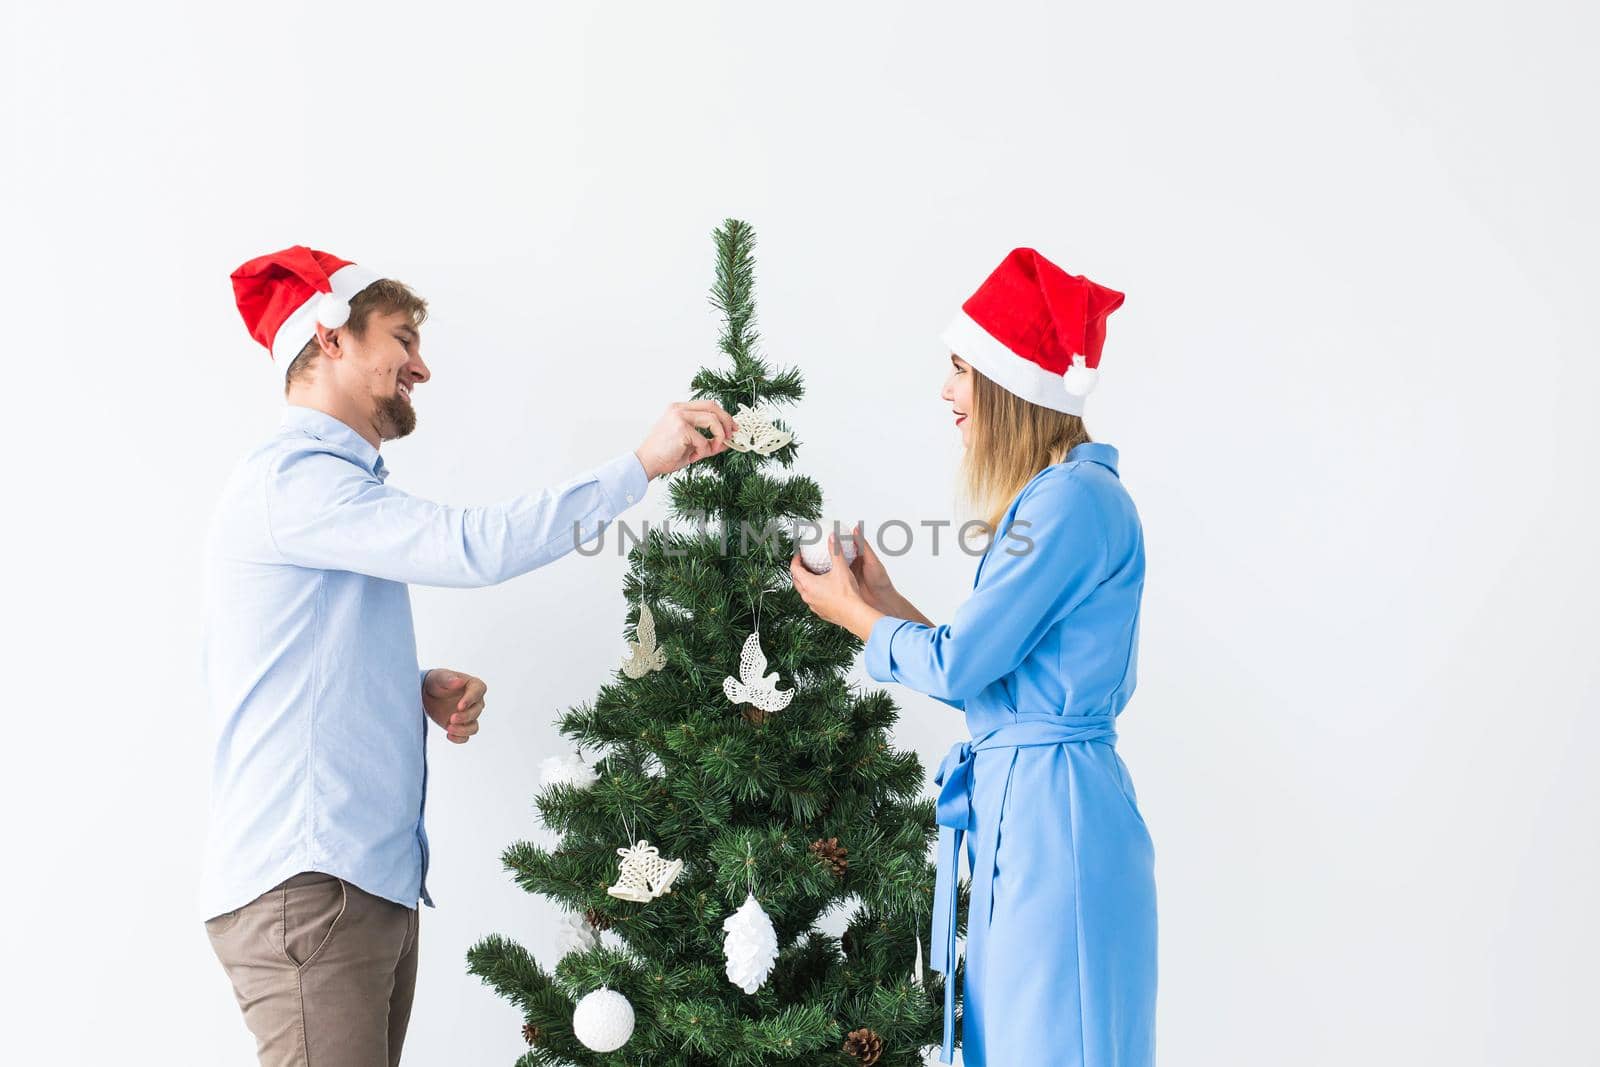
{"left": 866, "top": 586, "right": 934, "bottom": 628}
{"left": 862, "top": 468, "right": 1110, "bottom": 702}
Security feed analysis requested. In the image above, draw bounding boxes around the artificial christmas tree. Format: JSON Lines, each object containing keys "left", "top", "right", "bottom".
{"left": 467, "top": 219, "right": 960, "bottom": 1065}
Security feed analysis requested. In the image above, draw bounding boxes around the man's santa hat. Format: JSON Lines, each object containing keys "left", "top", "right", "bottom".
{"left": 230, "top": 245, "right": 382, "bottom": 378}
{"left": 941, "top": 248, "right": 1125, "bottom": 417}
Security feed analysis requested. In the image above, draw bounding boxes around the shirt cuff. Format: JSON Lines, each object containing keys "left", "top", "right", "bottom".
{"left": 863, "top": 614, "right": 909, "bottom": 684}
{"left": 595, "top": 450, "right": 650, "bottom": 516}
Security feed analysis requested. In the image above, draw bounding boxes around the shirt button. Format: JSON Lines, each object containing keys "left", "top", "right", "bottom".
{"left": 625, "top": 494, "right": 635, "bottom": 503}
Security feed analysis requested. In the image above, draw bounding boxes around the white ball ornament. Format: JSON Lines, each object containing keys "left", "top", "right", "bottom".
{"left": 797, "top": 520, "right": 860, "bottom": 575}
{"left": 572, "top": 987, "right": 635, "bottom": 1052}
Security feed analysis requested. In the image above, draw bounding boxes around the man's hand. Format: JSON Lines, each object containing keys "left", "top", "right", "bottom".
{"left": 634, "top": 401, "right": 739, "bottom": 479}
{"left": 422, "top": 669, "right": 487, "bottom": 744}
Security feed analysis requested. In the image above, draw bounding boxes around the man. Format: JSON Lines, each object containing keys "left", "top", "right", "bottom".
{"left": 201, "top": 245, "right": 736, "bottom": 1067}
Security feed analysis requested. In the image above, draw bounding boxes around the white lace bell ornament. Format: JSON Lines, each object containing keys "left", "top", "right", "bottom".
{"left": 723, "top": 631, "right": 795, "bottom": 717}
{"left": 621, "top": 599, "right": 667, "bottom": 679}
{"left": 722, "top": 891, "right": 780, "bottom": 994}
{"left": 606, "top": 839, "right": 685, "bottom": 902}
{"left": 572, "top": 987, "right": 635, "bottom": 1052}
{"left": 726, "top": 403, "right": 793, "bottom": 456}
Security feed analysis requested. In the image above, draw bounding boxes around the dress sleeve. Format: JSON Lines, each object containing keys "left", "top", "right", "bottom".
{"left": 862, "top": 468, "right": 1109, "bottom": 702}
{"left": 264, "top": 447, "right": 650, "bottom": 588}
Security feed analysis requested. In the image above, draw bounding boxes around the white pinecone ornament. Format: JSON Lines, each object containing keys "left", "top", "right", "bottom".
{"left": 539, "top": 752, "right": 598, "bottom": 790}
{"left": 572, "top": 987, "right": 635, "bottom": 1052}
{"left": 607, "top": 840, "right": 685, "bottom": 902}
{"left": 556, "top": 908, "right": 600, "bottom": 955}
{"left": 723, "top": 631, "right": 795, "bottom": 715}
{"left": 722, "top": 891, "right": 779, "bottom": 994}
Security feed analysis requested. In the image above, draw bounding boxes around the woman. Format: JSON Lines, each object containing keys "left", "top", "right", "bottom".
{"left": 789, "top": 248, "right": 1157, "bottom": 1066}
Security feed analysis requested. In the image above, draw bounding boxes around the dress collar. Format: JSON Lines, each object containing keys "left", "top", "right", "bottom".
{"left": 1065, "top": 440, "right": 1119, "bottom": 476}
{"left": 280, "top": 405, "right": 387, "bottom": 480}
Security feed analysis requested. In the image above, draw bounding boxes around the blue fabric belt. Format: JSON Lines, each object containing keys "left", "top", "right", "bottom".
{"left": 928, "top": 715, "right": 1119, "bottom": 1064}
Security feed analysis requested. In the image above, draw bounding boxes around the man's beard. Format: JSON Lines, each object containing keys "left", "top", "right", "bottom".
{"left": 377, "top": 391, "right": 417, "bottom": 441}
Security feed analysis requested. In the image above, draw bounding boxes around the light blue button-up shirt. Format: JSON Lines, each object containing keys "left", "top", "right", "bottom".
{"left": 198, "top": 405, "right": 650, "bottom": 921}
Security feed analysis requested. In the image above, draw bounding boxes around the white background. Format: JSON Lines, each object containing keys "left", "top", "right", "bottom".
{"left": 3, "top": 1, "right": 1596, "bottom": 1064}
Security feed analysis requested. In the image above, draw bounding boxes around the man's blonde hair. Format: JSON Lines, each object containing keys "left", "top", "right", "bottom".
{"left": 284, "top": 279, "right": 430, "bottom": 390}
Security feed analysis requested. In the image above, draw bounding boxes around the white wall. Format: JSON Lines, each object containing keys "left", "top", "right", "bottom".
{"left": 3, "top": 1, "right": 1596, "bottom": 1064}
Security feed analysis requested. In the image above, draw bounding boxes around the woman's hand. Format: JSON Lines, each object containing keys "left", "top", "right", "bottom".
{"left": 790, "top": 529, "right": 885, "bottom": 641}
{"left": 847, "top": 522, "right": 935, "bottom": 627}
{"left": 849, "top": 522, "right": 897, "bottom": 609}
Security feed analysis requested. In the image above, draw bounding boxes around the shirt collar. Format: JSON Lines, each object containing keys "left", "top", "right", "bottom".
{"left": 280, "top": 405, "right": 388, "bottom": 480}
{"left": 1066, "top": 441, "right": 1119, "bottom": 476}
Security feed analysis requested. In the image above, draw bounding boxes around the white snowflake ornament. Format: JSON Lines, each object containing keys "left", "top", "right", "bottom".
{"left": 726, "top": 403, "right": 793, "bottom": 456}
{"left": 621, "top": 599, "right": 667, "bottom": 679}
{"left": 556, "top": 908, "right": 600, "bottom": 955}
{"left": 606, "top": 839, "right": 685, "bottom": 902}
{"left": 573, "top": 987, "right": 635, "bottom": 1051}
{"left": 723, "top": 631, "right": 795, "bottom": 715}
{"left": 722, "top": 891, "right": 780, "bottom": 994}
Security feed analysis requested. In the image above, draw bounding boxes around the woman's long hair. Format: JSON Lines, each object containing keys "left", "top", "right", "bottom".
{"left": 959, "top": 364, "right": 1092, "bottom": 540}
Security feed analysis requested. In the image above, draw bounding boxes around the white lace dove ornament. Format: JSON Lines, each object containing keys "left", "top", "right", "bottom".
{"left": 620, "top": 599, "right": 667, "bottom": 679}
{"left": 606, "top": 840, "right": 685, "bottom": 902}
{"left": 723, "top": 631, "right": 795, "bottom": 714}
{"left": 725, "top": 403, "right": 793, "bottom": 456}
{"left": 722, "top": 891, "right": 780, "bottom": 994}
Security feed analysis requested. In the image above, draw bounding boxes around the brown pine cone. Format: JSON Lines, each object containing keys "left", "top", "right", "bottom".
{"left": 843, "top": 1027, "right": 883, "bottom": 1065}
{"left": 584, "top": 906, "right": 613, "bottom": 932}
{"left": 809, "top": 836, "right": 848, "bottom": 877}
{"left": 521, "top": 1022, "right": 542, "bottom": 1047}
{"left": 741, "top": 704, "right": 771, "bottom": 725}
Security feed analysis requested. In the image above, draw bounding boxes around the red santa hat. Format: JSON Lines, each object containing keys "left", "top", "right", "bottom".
{"left": 940, "top": 248, "right": 1125, "bottom": 416}
{"left": 230, "top": 245, "right": 382, "bottom": 378}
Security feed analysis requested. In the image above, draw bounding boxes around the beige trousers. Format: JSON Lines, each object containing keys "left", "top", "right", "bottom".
{"left": 205, "top": 871, "right": 420, "bottom": 1066}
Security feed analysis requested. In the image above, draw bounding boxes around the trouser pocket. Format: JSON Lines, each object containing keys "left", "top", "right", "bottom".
{"left": 279, "top": 871, "right": 348, "bottom": 970}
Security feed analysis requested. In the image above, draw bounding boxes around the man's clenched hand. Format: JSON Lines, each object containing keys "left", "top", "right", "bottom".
{"left": 422, "top": 669, "right": 487, "bottom": 744}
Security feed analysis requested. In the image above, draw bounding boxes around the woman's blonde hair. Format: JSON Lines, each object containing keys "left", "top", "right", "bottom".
{"left": 958, "top": 362, "right": 1092, "bottom": 537}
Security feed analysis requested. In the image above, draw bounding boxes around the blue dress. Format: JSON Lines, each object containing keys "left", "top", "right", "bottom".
{"left": 863, "top": 441, "right": 1157, "bottom": 1066}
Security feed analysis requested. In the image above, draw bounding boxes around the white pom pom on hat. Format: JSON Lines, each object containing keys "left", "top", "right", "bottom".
{"left": 315, "top": 290, "right": 352, "bottom": 330}
{"left": 1060, "top": 354, "right": 1100, "bottom": 398}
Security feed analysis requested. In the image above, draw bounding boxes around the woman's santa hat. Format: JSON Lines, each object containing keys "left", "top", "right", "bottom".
{"left": 230, "top": 245, "right": 382, "bottom": 378}
{"left": 941, "top": 248, "right": 1125, "bottom": 416}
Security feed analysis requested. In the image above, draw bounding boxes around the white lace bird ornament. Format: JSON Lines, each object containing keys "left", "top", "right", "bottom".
{"left": 723, "top": 631, "right": 795, "bottom": 715}
{"left": 620, "top": 600, "right": 667, "bottom": 679}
